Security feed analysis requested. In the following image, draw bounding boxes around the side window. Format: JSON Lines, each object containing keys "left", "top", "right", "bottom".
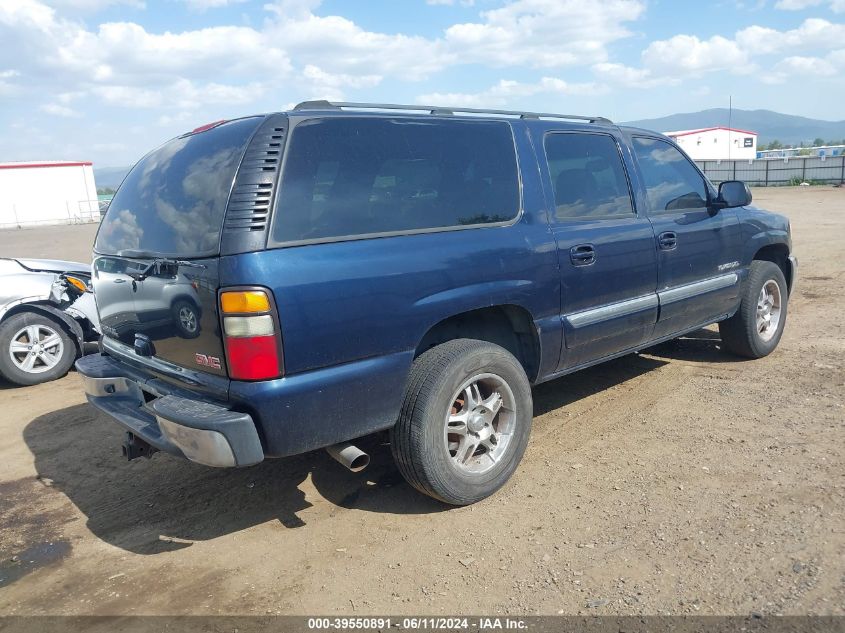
{"left": 272, "top": 118, "right": 520, "bottom": 243}
{"left": 632, "top": 137, "right": 708, "bottom": 213}
{"left": 544, "top": 133, "right": 634, "bottom": 221}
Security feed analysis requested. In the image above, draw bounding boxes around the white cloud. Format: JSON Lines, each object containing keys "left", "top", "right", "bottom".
{"left": 181, "top": 0, "right": 247, "bottom": 11}
{"left": 762, "top": 51, "right": 842, "bottom": 82}
{"left": 0, "top": 0, "right": 293, "bottom": 87}
{"left": 0, "top": 0, "right": 649, "bottom": 123}
{"left": 418, "top": 77, "right": 606, "bottom": 108}
{"left": 262, "top": 4, "right": 448, "bottom": 80}
{"left": 775, "top": 0, "right": 845, "bottom": 11}
{"left": 0, "top": 69, "right": 20, "bottom": 94}
{"left": 301, "top": 64, "right": 381, "bottom": 100}
{"left": 41, "top": 0, "right": 144, "bottom": 10}
{"left": 592, "top": 17, "right": 845, "bottom": 89}
{"left": 39, "top": 102, "right": 82, "bottom": 117}
{"left": 775, "top": 0, "right": 822, "bottom": 7}
{"left": 591, "top": 62, "right": 678, "bottom": 88}
{"left": 443, "top": 0, "right": 645, "bottom": 68}
{"left": 737, "top": 18, "right": 845, "bottom": 55}
{"left": 57, "top": 90, "right": 85, "bottom": 103}
{"left": 92, "top": 79, "right": 266, "bottom": 109}
{"left": 642, "top": 34, "right": 752, "bottom": 73}
{"left": 777, "top": 55, "right": 837, "bottom": 75}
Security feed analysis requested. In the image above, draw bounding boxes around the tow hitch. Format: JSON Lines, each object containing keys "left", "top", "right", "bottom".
{"left": 122, "top": 432, "right": 158, "bottom": 461}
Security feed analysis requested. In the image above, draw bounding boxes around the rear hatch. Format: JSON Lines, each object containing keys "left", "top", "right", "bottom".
{"left": 92, "top": 117, "right": 264, "bottom": 377}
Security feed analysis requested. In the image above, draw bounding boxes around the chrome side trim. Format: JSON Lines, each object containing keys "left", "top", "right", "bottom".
{"left": 565, "top": 294, "right": 658, "bottom": 329}
{"left": 658, "top": 273, "right": 738, "bottom": 305}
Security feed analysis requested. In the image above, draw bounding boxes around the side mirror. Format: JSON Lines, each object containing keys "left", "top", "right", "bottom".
{"left": 714, "top": 180, "right": 752, "bottom": 210}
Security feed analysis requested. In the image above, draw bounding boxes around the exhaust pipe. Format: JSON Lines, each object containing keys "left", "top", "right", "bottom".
{"left": 326, "top": 442, "right": 370, "bottom": 472}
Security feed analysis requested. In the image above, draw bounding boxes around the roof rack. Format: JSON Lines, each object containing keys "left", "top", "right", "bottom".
{"left": 292, "top": 100, "right": 612, "bottom": 124}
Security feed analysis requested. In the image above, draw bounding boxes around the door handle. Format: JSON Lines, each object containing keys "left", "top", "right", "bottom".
{"left": 658, "top": 231, "right": 678, "bottom": 250}
{"left": 113, "top": 278, "right": 127, "bottom": 284}
{"left": 570, "top": 244, "right": 596, "bottom": 266}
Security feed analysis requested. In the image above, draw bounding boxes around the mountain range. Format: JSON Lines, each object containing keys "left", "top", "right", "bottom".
{"left": 623, "top": 108, "right": 845, "bottom": 146}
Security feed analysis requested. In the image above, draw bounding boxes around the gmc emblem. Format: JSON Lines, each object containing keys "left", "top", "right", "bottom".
{"left": 195, "top": 353, "right": 221, "bottom": 369}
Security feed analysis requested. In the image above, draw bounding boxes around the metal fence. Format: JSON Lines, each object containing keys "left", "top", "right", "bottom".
{"left": 0, "top": 199, "right": 102, "bottom": 230}
{"left": 696, "top": 155, "right": 845, "bottom": 186}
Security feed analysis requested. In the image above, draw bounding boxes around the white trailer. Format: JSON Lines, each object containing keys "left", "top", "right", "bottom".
{"left": 664, "top": 127, "right": 758, "bottom": 161}
{"left": 0, "top": 161, "right": 100, "bottom": 229}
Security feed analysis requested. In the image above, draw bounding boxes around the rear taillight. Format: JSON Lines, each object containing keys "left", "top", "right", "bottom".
{"left": 220, "top": 289, "right": 282, "bottom": 381}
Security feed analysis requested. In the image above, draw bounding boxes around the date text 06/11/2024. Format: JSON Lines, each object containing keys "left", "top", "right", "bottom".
{"left": 306, "top": 617, "right": 528, "bottom": 630}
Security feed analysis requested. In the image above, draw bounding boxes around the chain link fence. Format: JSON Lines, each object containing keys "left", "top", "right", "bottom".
{"left": 696, "top": 155, "right": 845, "bottom": 186}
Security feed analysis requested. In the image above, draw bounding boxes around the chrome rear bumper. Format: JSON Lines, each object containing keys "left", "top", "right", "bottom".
{"left": 76, "top": 354, "right": 264, "bottom": 468}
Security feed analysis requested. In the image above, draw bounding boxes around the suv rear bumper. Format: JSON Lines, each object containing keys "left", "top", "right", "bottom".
{"left": 76, "top": 353, "right": 264, "bottom": 467}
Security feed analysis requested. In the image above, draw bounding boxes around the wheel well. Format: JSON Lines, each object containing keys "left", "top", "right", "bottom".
{"left": 753, "top": 243, "right": 791, "bottom": 291}
{"left": 415, "top": 305, "right": 541, "bottom": 382}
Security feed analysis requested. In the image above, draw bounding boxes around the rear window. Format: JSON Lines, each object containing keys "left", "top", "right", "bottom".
{"left": 544, "top": 133, "right": 634, "bottom": 221}
{"left": 95, "top": 117, "right": 262, "bottom": 257}
{"left": 271, "top": 117, "right": 520, "bottom": 243}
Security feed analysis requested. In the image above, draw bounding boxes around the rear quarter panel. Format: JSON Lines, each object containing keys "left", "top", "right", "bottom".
{"left": 221, "top": 222, "right": 559, "bottom": 375}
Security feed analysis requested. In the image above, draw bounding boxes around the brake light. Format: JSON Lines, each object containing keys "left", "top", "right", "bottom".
{"left": 220, "top": 289, "right": 282, "bottom": 381}
{"left": 190, "top": 120, "right": 227, "bottom": 134}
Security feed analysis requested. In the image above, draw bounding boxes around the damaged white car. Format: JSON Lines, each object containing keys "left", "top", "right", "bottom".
{"left": 0, "top": 258, "right": 100, "bottom": 386}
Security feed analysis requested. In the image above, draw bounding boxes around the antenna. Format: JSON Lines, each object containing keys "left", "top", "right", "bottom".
{"left": 728, "top": 95, "right": 732, "bottom": 162}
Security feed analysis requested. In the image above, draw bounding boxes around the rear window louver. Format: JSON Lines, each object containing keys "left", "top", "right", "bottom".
{"left": 221, "top": 115, "right": 288, "bottom": 255}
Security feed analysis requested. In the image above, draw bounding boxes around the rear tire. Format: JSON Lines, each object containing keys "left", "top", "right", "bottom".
{"left": 390, "top": 339, "right": 532, "bottom": 506}
{"left": 719, "top": 260, "right": 788, "bottom": 359}
{"left": 0, "top": 312, "right": 76, "bottom": 386}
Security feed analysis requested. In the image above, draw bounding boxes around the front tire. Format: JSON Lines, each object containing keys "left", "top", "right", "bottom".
{"left": 719, "top": 260, "right": 788, "bottom": 359}
{"left": 391, "top": 339, "right": 533, "bottom": 505}
{"left": 0, "top": 312, "right": 76, "bottom": 386}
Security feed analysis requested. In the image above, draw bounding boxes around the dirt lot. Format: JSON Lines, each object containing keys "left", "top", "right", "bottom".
{"left": 0, "top": 187, "right": 842, "bottom": 616}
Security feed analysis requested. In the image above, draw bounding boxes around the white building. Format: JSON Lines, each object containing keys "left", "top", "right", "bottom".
{"left": 0, "top": 161, "right": 100, "bottom": 229}
{"left": 664, "top": 127, "right": 758, "bottom": 160}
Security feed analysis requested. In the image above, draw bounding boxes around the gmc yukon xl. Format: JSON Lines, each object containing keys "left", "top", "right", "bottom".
{"left": 77, "top": 101, "right": 797, "bottom": 505}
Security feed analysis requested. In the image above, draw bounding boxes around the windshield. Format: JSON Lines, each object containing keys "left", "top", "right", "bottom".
{"left": 94, "top": 117, "right": 262, "bottom": 258}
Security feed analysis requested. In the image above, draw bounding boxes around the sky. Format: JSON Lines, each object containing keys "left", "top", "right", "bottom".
{"left": 1, "top": 0, "right": 844, "bottom": 169}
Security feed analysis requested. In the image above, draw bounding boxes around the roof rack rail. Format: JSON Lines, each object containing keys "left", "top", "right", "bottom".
{"left": 292, "top": 100, "right": 612, "bottom": 124}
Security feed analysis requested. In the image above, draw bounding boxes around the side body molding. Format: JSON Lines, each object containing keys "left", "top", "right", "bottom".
{"left": 657, "top": 273, "right": 739, "bottom": 305}
{"left": 560, "top": 272, "right": 741, "bottom": 349}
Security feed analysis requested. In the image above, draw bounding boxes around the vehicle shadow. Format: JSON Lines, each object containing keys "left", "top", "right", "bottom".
{"left": 532, "top": 353, "right": 668, "bottom": 417}
{"left": 642, "top": 327, "right": 751, "bottom": 364}
{"left": 21, "top": 339, "right": 735, "bottom": 555}
{"left": 22, "top": 405, "right": 444, "bottom": 555}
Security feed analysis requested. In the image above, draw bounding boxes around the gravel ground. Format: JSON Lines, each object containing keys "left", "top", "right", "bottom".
{"left": 0, "top": 186, "right": 842, "bottom": 616}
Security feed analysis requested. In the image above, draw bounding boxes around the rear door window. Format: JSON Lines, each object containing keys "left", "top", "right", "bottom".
{"left": 95, "top": 117, "right": 262, "bottom": 257}
{"left": 544, "top": 132, "right": 634, "bottom": 221}
{"left": 271, "top": 117, "right": 520, "bottom": 243}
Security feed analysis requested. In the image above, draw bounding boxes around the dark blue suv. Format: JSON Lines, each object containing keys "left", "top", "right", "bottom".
{"left": 77, "top": 101, "right": 797, "bottom": 505}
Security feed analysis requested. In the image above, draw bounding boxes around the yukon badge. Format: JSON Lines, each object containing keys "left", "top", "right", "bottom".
{"left": 718, "top": 261, "right": 740, "bottom": 272}
{"left": 195, "top": 353, "right": 221, "bottom": 369}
